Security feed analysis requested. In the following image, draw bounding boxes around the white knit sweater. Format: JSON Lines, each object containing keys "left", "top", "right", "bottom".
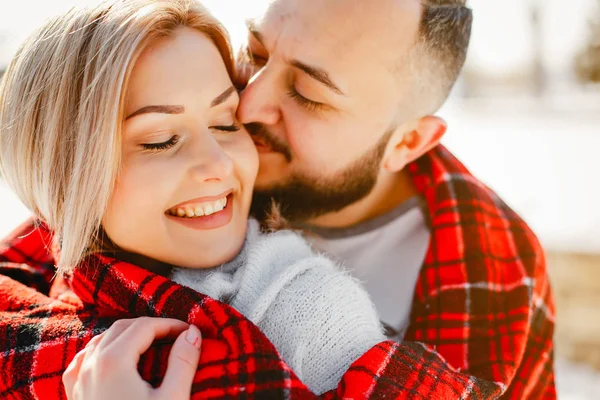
{"left": 171, "top": 219, "right": 386, "bottom": 395}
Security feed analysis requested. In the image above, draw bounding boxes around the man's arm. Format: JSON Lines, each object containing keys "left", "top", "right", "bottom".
{"left": 320, "top": 251, "right": 554, "bottom": 399}
{"left": 343, "top": 145, "right": 556, "bottom": 399}
{"left": 323, "top": 233, "right": 555, "bottom": 399}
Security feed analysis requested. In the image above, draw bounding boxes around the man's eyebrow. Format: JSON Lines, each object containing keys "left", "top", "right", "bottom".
{"left": 245, "top": 20, "right": 344, "bottom": 96}
{"left": 245, "top": 20, "right": 265, "bottom": 47}
{"left": 126, "top": 105, "right": 184, "bottom": 120}
{"left": 291, "top": 60, "right": 345, "bottom": 96}
{"left": 211, "top": 86, "right": 236, "bottom": 108}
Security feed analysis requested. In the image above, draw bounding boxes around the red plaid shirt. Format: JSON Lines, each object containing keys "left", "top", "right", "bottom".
{"left": 0, "top": 145, "right": 555, "bottom": 399}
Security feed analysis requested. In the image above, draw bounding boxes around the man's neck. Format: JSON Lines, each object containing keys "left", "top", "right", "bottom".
{"left": 306, "top": 168, "right": 420, "bottom": 229}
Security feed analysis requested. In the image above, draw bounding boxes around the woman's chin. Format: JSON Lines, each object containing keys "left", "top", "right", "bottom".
{"left": 170, "top": 241, "right": 246, "bottom": 270}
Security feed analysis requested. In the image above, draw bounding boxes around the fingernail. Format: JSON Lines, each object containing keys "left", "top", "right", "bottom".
{"left": 185, "top": 325, "right": 201, "bottom": 349}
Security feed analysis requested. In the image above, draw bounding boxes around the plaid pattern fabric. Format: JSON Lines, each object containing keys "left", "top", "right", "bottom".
{"left": 403, "top": 146, "right": 555, "bottom": 399}
{"left": 0, "top": 145, "right": 555, "bottom": 399}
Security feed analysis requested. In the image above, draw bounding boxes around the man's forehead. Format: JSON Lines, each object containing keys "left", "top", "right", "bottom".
{"left": 250, "top": 0, "right": 421, "bottom": 67}
{"left": 252, "top": 0, "right": 421, "bottom": 43}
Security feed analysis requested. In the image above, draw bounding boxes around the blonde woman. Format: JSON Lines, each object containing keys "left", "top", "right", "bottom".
{"left": 0, "top": 0, "right": 387, "bottom": 397}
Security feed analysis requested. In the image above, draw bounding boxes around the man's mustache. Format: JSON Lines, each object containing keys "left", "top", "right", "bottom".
{"left": 245, "top": 123, "right": 292, "bottom": 162}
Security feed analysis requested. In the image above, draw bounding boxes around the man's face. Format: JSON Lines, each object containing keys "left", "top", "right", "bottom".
{"left": 238, "top": 0, "right": 422, "bottom": 222}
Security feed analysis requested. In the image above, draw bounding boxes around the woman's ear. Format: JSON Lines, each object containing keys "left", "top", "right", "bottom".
{"left": 384, "top": 116, "right": 447, "bottom": 172}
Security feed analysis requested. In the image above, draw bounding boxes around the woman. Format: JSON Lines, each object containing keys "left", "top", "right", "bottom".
{"left": 0, "top": 0, "right": 390, "bottom": 398}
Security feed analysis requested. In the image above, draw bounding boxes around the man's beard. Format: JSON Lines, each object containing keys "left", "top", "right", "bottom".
{"left": 247, "top": 123, "right": 393, "bottom": 223}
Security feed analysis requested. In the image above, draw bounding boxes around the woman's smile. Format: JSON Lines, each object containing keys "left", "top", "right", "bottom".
{"left": 165, "top": 192, "right": 234, "bottom": 230}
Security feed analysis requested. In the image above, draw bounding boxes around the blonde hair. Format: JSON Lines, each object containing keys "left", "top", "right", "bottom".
{"left": 0, "top": 0, "right": 234, "bottom": 273}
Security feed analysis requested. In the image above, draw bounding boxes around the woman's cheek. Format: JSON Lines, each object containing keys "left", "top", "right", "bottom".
{"left": 226, "top": 133, "right": 259, "bottom": 187}
{"left": 103, "top": 155, "right": 169, "bottom": 234}
{"left": 240, "top": 136, "right": 260, "bottom": 186}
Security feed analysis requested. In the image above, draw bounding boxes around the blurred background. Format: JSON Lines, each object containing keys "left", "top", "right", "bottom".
{"left": 1, "top": 0, "right": 599, "bottom": 397}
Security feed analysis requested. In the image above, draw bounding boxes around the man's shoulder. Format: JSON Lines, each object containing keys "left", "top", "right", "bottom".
{"left": 444, "top": 166, "right": 543, "bottom": 261}
{"left": 413, "top": 146, "right": 545, "bottom": 281}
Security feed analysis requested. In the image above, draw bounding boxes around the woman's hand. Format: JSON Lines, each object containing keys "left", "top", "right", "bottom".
{"left": 62, "top": 317, "right": 202, "bottom": 400}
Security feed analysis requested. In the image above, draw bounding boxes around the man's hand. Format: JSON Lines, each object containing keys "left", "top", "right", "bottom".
{"left": 62, "top": 317, "right": 202, "bottom": 400}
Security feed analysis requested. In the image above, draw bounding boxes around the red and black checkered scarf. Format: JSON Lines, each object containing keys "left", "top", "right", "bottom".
{"left": 0, "top": 145, "right": 556, "bottom": 399}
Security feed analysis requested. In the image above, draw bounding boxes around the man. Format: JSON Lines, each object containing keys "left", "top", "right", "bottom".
{"left": 238, "top": 0, "right": 556, "bottom": 397}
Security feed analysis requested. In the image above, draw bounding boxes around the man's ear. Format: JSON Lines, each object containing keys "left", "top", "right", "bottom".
{"left": 384, "top": 116, "right": 447, "bottom": 172}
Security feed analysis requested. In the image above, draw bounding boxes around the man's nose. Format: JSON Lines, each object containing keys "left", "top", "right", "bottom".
{"left": 237, "top": 68, "right": 281, "bottom": 126}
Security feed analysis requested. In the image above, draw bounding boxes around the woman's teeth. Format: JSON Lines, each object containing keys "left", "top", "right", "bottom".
{"left": 167, "top": 196, "right": 227, "bottom": 218}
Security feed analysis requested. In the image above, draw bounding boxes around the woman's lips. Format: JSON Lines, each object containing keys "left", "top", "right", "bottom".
{"left": 167, "top": 189, "right": 232, "bottom": 213}
{"left": 165, "top": 193, "right": 234, "bottom": 230}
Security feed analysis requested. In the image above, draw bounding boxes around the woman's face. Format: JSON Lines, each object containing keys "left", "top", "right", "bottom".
{"left": 102, "top": 26, "right": 258, "bottom": 269}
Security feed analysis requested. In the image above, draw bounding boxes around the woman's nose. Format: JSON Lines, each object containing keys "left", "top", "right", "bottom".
{"left": 188, "top": 139, "right": 234, "bottom": 184}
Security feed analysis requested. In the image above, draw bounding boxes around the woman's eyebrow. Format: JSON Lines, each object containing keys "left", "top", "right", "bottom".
{"left": 125, "top": 86, "right": 235, "bottom": 120}
{"left": 126, "top": 105, "right": 184, "bottom": 120}
{"left": 210, "top": 86, "right": 236, "bottom": 108}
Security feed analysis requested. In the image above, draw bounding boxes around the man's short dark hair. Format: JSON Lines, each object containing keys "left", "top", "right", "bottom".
{"left": 402, "top": 0, "right": 472, "bottom": 115}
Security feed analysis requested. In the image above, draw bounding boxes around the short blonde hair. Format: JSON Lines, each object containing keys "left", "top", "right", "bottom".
{"left": 0, "top": 0, "right": 234, "bottom": 273}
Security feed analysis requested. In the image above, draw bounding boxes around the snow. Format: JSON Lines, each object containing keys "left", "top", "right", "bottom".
{"left": 556, "top": 359, "right": 600, "bottom": 400}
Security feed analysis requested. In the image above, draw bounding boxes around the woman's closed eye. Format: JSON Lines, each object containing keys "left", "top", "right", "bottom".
{"left": 138, "top": 121, "right": 241, "bottom": 152}
{"left": 141, "top": 135, "right": 179, "bottom": 151}
{"left": 211, "top": 123, "right": 241, "bottom": 133}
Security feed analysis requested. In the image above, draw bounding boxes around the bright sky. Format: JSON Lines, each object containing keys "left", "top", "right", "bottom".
{"left": 0, "top": 0, "right": 256, "bottom": 32}
{"left": 0, "top": 0, "right": 266, "bottom": 66}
